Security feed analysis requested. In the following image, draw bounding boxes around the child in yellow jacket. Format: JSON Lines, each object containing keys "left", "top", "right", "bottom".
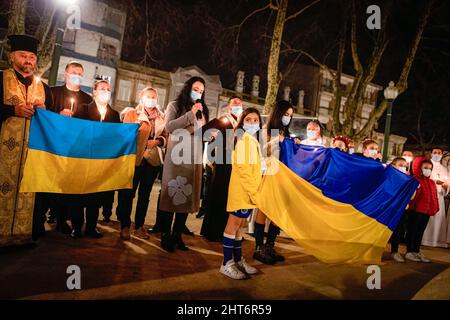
{"left": 220, "top": 107, "right": 262, "bottom": 280}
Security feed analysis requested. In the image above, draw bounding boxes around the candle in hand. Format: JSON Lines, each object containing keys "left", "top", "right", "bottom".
{"left": 70, "top": 98, "right": 75, "bottom": 112}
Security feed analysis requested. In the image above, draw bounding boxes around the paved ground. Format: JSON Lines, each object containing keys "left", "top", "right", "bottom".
{"left": 1, "top": 182, "right": 450, "bottom": 300}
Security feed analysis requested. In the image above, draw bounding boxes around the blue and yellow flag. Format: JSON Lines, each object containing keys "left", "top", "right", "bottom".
{"left": 256, "top": 139, "right": 419, "bottom": 264}
{"left": 20, "top": 109, "right": 138, "bottom": 194}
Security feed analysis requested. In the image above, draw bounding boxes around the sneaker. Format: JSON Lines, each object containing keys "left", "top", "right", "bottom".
{"left": 253, "top": 246, "right": 276, "bottom": 265}
{"left": 391, "top": 252, "right": 405, "bottom": 263}
{"left": 236, "top": 258, "right": 258, "bottom": 275}
{"left": 266, "top": 244, "right": 285, "bottom": 262}
{"left": 416, "top": 252, "right": 431, "bottom": 263}
{"left": 219, "top": 260, "right": 246, "bottom": 280}
{"left": 405, "top": 252, "right": 421, "bottom": 262}
{"left": 120, "top": 227, "right": 131, "bottom": 241}
{"left": 133, "top": 227, "right": 150, "bottom": 240}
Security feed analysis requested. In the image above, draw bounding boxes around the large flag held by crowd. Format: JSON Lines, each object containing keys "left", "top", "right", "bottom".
{"left": 20, "top": 109, "right": 138, "bottom": 194}
{"left": 257, "top": 139, "right": 419, "bottom": 264}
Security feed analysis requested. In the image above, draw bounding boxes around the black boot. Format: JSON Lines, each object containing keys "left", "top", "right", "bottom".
{"left": 173, "top": 232, "right": 189, "bottom": 251}
{"left": 56, "top": 221, "right": 72, "bottom": 235}
{"left": 147, "top": 224, "right": 160, "bottom": 234}
{"left": 182, "top": 225, "right": 194, "bottom": 236}
{"left": 161, "top": 232, "right": 175, "bottom": 253}
{"left": 253, "top": 245, "right": 276, "bottom": 265}
{"left": 265, "top": 243, "right": 285, "bottom": 262}
{"left": 70, "top": 228, "right": 83, "bottom": 239}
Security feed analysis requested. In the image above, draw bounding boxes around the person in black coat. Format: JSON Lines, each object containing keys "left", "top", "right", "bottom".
{"left": 71, "top": 80, "right": 120, "bottom": 239}
{"left": 49, "top": 61, "right": 92, "bottom": 233}
{"left": 200, "top": 96, "right": 242, "bottom": 242}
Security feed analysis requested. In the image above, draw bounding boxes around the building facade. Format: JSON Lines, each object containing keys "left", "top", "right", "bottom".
{"left": 56, "top": 0, "right": 126, "bottom": 94}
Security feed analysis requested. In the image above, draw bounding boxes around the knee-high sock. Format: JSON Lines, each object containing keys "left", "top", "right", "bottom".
{"left": 223, "top": 233, "right": 236, "bottom": 265}
{"left": 254, "top": 223, "right": 265, "bottom": 249}
{"left": 266, "top": 222, "right": 280, "bottom": 246}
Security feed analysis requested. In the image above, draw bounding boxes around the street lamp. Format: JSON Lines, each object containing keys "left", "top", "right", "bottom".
{"left": 382, "top": 81, "right": 399, "bottom": 162}
{"left": 48, "top": 0, "right": 78, "bottom": 86}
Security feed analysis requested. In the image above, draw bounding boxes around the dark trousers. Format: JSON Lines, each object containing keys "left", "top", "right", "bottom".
{"left": 32, "top": 193, "right": 50, "bottom": 239}
{"left": 159, "top": 211, "right": 188, "bottom": 235}
{"left": 71, "top": 205, "right": 99, "bottom": 233}
{"left": 406, "top": 211, "right": 430, "bottom": 253}
{"left": 390, "top": 211, "right": 408, "bottom": 253}
{"left": 117, "top": 162, "right": 161, "bottom": 229}
{"left": 102, "top": 191, "right": 115, "bottom": 220}
{"left": 52, "top": 194, "right": 77, "bottom": 226}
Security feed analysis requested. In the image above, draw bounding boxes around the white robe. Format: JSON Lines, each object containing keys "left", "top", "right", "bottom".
{"left": 422, "top": 160, "right": 449, "bottom": 248}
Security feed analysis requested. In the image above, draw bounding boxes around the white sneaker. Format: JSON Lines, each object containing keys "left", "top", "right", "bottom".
{"left": 220, "top": 260, "right": 246, "bottom": 280}
{"left": 391, "top": 252, "right": 405, "bottom": 263}
{"left": 416, "top": 252, "right": 431, "bottom": 263}
{"left": 405, "top": 252, "right": 421, "bottom": 262}
{"left": 237, "top": 258, "right": 258, "bottom": 275}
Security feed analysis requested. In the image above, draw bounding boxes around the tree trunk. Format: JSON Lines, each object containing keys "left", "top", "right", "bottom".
{"left": 263, "top": 0, "right": 288, "bottom": 114}
{"left": 8, "top": 0, "right": 28, "bottom": 35}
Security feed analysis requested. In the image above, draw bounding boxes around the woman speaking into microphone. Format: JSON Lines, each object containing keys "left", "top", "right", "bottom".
{"left": 158, "top": 76, "right": 209, "bottom": 252}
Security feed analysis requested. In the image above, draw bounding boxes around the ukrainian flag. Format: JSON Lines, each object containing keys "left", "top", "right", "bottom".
{"left": 257, "top": 139, "right": 419, "bottom": 264}
{"left": 20, "top": 109, "right": 138, "bottom": 194}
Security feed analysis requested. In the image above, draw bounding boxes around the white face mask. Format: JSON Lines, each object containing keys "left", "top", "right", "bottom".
{"left": 96, "top": 90, "right": 111, "bottom": 104}
{"left": 398, "top": 167, "right": 407, "bottom": 174}
{"left": 141, "top": 97, "right": 158, "bottom": 109}
{"left": 243, "top": 123, "right": 260, "bottom": 135}
{"left": 231, "top": 105, "right": 243, "bottom": 117}
{"left": 431, "top": 154, "right": 442, "bottom": 162}
{"left": 348, "top": 148, "right": 355, "bottom": 154}
{"left": 68, "top": 74, "right": 83, "bottom": 87}
{"left": 422, "top": 168, "right": 432, "bottom": 177}
{"left": 282, "top": 115, "right": 291, "bottom": 126}
{"left": 368, "top": 149, "right": 378, "bottom": 158}
{"left": 403, "top": 156, "right": 413, "bottom": 163}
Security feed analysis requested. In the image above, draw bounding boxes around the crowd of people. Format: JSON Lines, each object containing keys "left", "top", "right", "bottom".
{"left": 1, "top": 34, "right": 450, "bottom": 281}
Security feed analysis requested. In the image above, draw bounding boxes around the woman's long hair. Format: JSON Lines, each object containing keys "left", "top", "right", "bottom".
{"left": 266, "top": 100, "right": 294, "bottom": 138}
{"left": 175, "top": 76, "right": 209, "bottom": 122}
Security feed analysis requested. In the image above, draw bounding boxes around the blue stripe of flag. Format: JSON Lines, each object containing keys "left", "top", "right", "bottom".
{"left": 29, "top": 109, "right": 138, "bottom": 159}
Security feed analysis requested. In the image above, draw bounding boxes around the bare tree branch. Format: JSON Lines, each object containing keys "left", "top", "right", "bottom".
{"left": 229, "top": 2, "right": 276, "bottom": 45}
{"left": 284, "top": 0, "right": 321, "bottom": 22}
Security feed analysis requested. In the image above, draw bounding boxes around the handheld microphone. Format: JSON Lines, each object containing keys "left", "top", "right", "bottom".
{"left": 195, "top": 99, "right": 202, "bottom": 120}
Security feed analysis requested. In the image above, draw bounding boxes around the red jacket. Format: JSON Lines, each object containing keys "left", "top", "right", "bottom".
{"left": 409, "top": 158, "right": 439, "bottom": 216}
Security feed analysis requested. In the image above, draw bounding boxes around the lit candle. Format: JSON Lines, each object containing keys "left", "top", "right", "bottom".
{"left": 70, "top": 98, "right": 75, "bottom": 112}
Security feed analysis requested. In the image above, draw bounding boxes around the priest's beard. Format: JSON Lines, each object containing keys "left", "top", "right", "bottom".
{"left": 15, "top": 62, "right": 35, "bottom": 75}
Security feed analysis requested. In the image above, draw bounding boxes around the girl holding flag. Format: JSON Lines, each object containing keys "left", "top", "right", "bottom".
{"left": 252, "top": 100, "right": 295, "bottom": 265}
{"left": 220, "top": 108, "right": 261, "bottom": 280}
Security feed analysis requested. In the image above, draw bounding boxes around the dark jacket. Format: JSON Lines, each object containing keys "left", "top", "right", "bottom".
{"left": 73, "top": 101, "right": 120, "bottom": 123}
{"left": 50, "top": 85, "right": 92, "bottom": 114}
{"left": 73, "top": 100, "right": 120, "bottom": 207}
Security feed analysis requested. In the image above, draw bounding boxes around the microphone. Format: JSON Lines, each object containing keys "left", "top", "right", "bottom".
{"left": 195, "top": 99, "right": 202, "bottom": 120}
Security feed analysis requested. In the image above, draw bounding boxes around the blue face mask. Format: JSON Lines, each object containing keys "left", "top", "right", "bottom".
{"left": 68, "top": 74, "right": 82, "bottom": 86}
{"left": 282, "top": 115, "right": 291, "bottom": 126}
{"left": 97, "top": 90, "right": 111, "bottom": 104}
{"left": 431, "top": 154, "right": 442, "bottom": 162}
{"left": 307, "top": 130, "right": 316, "bottom": 139}
{"left": 190, "top": 90, "right": 202, "bottom": 102}
{"left": 231, "top": 106, "right": 243, "bottom": 117}
{"left": 243, "top": 123, "right": 260, "bottom": 135}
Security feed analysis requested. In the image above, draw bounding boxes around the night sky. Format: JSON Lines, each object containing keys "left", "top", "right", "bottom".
{"left": 119, "top": 0, "right": 450, "bottom": 148}
{"left": 1, "top": 0, "right": 449, "bottom": 147}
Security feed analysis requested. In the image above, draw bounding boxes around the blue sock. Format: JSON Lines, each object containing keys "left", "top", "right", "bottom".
{"left": 233, "top": 237, "right": 243, "bottom": 262}
{"left": 223, "top": 233, "right": 235, "bottom": 265}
